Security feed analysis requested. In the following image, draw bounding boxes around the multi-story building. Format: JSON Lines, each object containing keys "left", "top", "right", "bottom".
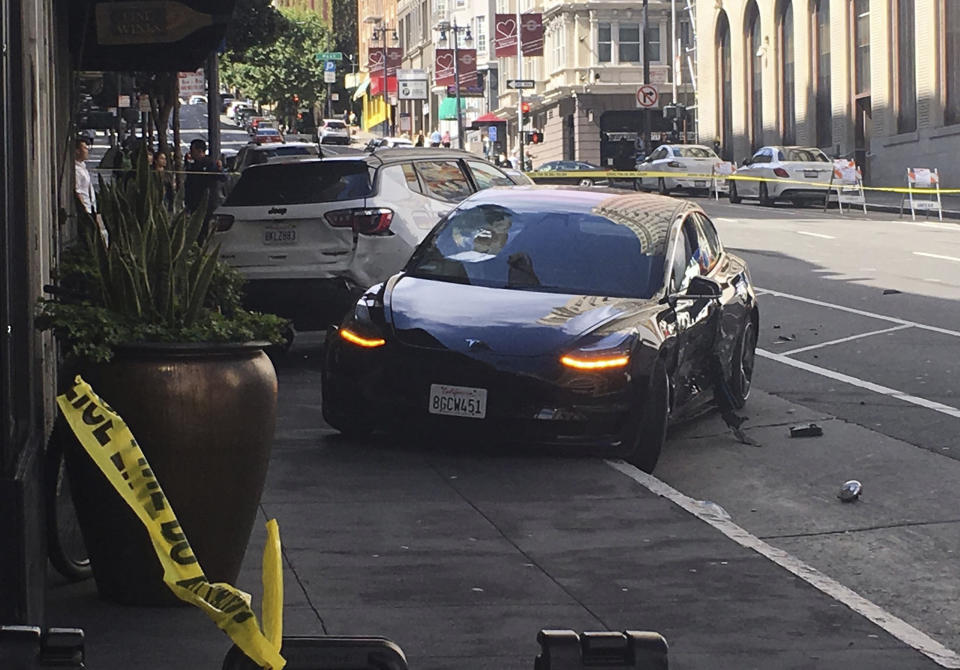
{"left": 357, "top": 0, "right": 401, "bottom": 133}
{"left": 494, "top": 0, "right": 696, "bottom": 168}
{"left": 697, "top": 0, "right": 960, "bottom": 187}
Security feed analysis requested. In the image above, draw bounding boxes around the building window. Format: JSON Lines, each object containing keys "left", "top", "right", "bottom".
{"left": 853, "top": 0, "right": 870, "bottom": 95}
{"left": 475, "top": 16, "right": 486, "bottom": 53}
{"left": 746, "top": 2, "right": 763, "bottom": 150}
{"left": 780, "top": 1, "right": 795, "bottom": 144}
{"left": 421, "top": 1, "right": 429, "bottom": 42}
{"left": 455, "top": 0, "right": 466, "bottom": 8}
{"left": 598, "top": 22, "right": 612, "bottom": 63}
{"left": 948, "top": 1, "right": 960, "bottom": 124}
{"left": 645, "top": 25, "right": 660, "bottom": 62}
{"left": 814, "top": 0, "right": 832, "bottom": 147}
{"left": 436, "top": 0, "right": 447, "bottom": 18}
{"left": 894, "top": 0, "right": 916, "bottom": 132}
{"left": 717, "top": 10, "right": 733, "bottom": 159}
{"left": 552, "top": 23, "right": 565, "bottom": 70}
{"left": 619, "top": 23, "right": 641, "bottom": 63}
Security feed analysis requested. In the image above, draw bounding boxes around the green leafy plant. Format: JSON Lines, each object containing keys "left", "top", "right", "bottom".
{"left": 38, "top": 150, "right": 288, "bottom": 363}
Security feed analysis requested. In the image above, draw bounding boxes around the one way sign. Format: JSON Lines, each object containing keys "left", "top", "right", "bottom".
{"left": 635, "top": 84, "right": 659, "bottom": 109}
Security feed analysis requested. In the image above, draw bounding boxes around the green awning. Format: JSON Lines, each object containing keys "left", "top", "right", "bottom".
{"left": 438, "top": 97, "right": 461, "bottom": 121}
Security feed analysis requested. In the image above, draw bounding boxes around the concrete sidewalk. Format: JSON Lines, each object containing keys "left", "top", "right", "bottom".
{"left": 44, "top": 342, "right": 948, "bottom": 670}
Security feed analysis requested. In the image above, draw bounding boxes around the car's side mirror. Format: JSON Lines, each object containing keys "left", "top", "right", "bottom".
{"left": 667, "top": 275, "right": 722, "bottom": 307}
{"left": 740, "top": 158, "right": 752, "bottom": 167}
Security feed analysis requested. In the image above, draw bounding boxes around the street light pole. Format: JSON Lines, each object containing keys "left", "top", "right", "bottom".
{"left": 641, "top": 0, "right": 650, "bottom": 156}
{"left": 452, "top": 19, "right": 464, "bottom": 150}
{"left": 381, "top": 24, "right": 390, "bottom": 136}
{"left": 516, "top": 3, "right": 524, "bottom": 171}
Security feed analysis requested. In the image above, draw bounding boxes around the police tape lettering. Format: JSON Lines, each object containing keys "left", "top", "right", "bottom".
{"left": 57, "top": 376, "right": 285, "bottom": 669}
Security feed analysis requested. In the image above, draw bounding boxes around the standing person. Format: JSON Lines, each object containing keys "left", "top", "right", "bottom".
{"left": 74, "top": 138, "right": 96, "bottom": 214}
{"left": 415, "top": 132, "right": 425, "bottom": 147}
{"left": 430, "top": 129, "right": 442, "bottom": 147}
{"left": 441, "top": 130, "right": 451, "bottom": 148}
{"left": 184, "top": 139, "right": 225, "bottom": 237}
{"left": 153, "top": 151, "right": 175, "bottom": 212}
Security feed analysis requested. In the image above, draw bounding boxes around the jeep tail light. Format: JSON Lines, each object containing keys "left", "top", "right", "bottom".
{"left": 773, "top": 167, "right": 789, "bottom": 178}
{"left": 214, "top": 214, "right": 235, "bottom": 232}
{"left": 325, "top": 208, "right": 394, "bottom": 235}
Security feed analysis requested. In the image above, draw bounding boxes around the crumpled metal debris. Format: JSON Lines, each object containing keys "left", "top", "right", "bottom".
{"left": 838, "top": 480, "right": 863, "bottom": 502}
{"left": 721, "top": 410, "right": 761, "bottom": 446}
{"left": 789, "top": 423, "right": 823, "bottom": 438}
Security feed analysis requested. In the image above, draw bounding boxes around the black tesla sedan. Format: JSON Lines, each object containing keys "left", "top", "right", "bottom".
{"left": 322, "top": 187, "right": 758, "bottom": 472}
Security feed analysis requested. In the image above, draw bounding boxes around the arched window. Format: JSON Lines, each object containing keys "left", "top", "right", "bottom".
{"left": 716, "top": 11, "right": 733, "bottom": 159}
{"left": 779, "top": 1, "right": 795, "bottom": 144}
{"left": 746, "top": 2, "right": 763, "bottom": 150}
{"left": 896, "top": 0, "right": 916, "bottom": 132}
{"left": 813, "top": 0, "right": 832, "bottom": 147}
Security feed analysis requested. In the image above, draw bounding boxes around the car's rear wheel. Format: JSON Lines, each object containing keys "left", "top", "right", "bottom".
{"left": 579, "top": 178, "right": 594, "bottom": 187}
{"left": 759, "top": 182, "right": 774, "bottom": 207}
{"left": 728, "top": 181, "right": 742, "bottom": 204}
{"left": 624, "top": 363, "right": 669, "bottom": 473}
{"left": 723, "top": 318, "right": 757, "bottom": 410}
{"left": 657, "top": 178, "right": 671, "bottom": 195}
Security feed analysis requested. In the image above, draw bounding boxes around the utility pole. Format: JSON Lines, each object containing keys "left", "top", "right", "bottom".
{"left": 516, "top": 1, "right": 525, "bottom": 171}
{"left": 381, "top": 25, "right": 390, "bottom": 136}
{"left": 206, "top": 50, "right": 220, "bottom": 160}
{"left": 451, "top": 19, "right": 466, "bottom": 150}
{"left": 671, "top": 0, "right": 677, "bottom": 143}
{"left": 641, "top": 0, "right": 650, "bottom": 156}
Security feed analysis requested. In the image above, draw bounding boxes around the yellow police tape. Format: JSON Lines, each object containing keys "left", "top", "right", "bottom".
{"left": 57, "top": 375, "right": 286, "bottom": 670}
{"left": 524, "top": 169, "right": 960, "bottom": 195}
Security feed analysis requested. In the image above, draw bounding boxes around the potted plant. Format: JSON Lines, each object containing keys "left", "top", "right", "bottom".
{"left": 39, "top": 150, "right": 288, "bottom": 605}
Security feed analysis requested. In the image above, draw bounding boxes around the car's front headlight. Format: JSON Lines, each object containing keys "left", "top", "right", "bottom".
{"left": 560, "top": 331, "right": 633, "bottom": 370}
{"left": 338, "top": 288, "right": 387, "bottom": 348}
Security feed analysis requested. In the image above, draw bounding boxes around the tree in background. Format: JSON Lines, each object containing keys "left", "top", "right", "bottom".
{"left": 220, "top": 9, "right": 332, "bottom": 123}
{"left": 223, "top": 0, "right": 287, "bottom": 62}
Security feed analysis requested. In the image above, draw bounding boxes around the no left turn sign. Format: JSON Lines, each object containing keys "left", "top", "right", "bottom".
{"left": 636, "top": 84, "right": 659, "bottom": 109}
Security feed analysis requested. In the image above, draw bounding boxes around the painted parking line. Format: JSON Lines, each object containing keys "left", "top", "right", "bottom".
{"left": 757, "top": 349, "right": 960, "bottom": 420}
{"left": 756, "top": 288, "right": 960, "bottom": 339}
{"left": 796, "top": 230, "right": 836, "bottom": 239}
{"left": 779, "top": 324, "right": 913, "bottom": 356}
{"left": 607, "top": 460, "right": 960, "bottom": 669}
{"left": 914, "top": 251, "right": 960, "bottom": 263}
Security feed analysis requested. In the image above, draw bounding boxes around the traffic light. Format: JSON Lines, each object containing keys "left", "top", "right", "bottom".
{"left": 521, "top": 101, "right": 531, "bottom": 125}
{"left": 523, "top": 130, "right": 543, "bottom": 145}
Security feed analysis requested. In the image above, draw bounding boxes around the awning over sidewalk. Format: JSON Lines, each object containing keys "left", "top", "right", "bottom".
{"left": 439, "top": 97, "right": 460, "bottom": 121}
{"left": 352, "top": 76, "right": 371, "bottom": 101}
{"left": 69, "top": 0, "right": 236, "bottom": 71}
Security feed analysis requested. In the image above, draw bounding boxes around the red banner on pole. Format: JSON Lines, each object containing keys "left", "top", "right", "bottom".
{"left": 435, "top": 48, "right": 455, "bottom": 86}
{"left": 520, "top": 13, "right": 543, "bottom": 56}
{"left": 494, "top": 14, "right": 518, "bottom": 57}
{"left": 457, "top": 49, "right": 478, "bottom": 86}
{"left": 367, "top": 46, "right": 384, "bottom": 73}
{"left": 386, "top": 47, "right": 403, "bottom": 77}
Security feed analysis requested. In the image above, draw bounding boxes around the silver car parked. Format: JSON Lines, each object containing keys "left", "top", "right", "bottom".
{"left": 211, "top": 148, "right": 518, "bottom": 329}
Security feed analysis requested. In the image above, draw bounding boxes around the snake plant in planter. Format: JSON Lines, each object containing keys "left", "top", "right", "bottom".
{"left": 39, "top": 149, "right": 289, "bottom": 606}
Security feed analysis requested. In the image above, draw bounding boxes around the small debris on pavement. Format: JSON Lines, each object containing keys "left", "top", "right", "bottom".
{"left": 698, "top": 500, "right": 732, "bottom": 520}
{"left": 721, "top": 410, "right": 761, "bottom": 446}
{"left": 882, "top": 289, "right": 902, "bottom": 295}
{"left": 776, "top": 334, "right": 797, "bottom": 342}
{"left": 773, "top": 323, "right": 781, "bottom": 329}
{"left": 838, "top": 480, "right": 863, "bottom": 502}
{"left": 789, "top": 423, "right": 824, "bottom": 438}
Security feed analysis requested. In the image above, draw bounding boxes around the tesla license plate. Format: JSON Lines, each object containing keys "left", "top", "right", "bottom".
{"left": 429, "top": 384, "right": 487, "bottom": 419}
{"left": 264, "top": 229, "right": 296, "bottom": 244}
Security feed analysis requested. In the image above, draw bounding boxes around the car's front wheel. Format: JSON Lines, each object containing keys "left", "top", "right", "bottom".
{"left": 723, "top": 317, "right": 757, "bottom": 409}
{"left": 759, "top": 182, "right": 774, "bottom": 207}
{"left": 623, "top": 363, "right": 669, "bottom": 473}
{"left": 657, "top": 178, "right": 671, "bottom": 195}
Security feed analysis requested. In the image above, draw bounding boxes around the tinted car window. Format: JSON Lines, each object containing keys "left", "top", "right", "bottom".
{"left": 406, "top": 203, "right": 667, "bottom": 299}
{"left": 223, "top": 161, "right": 372, "bottom": 206}
{"left": 784, "top": 147, "right": 829, "bottom": 162}
{"left": 467, "top": 161, "right": 514, "bottom": 190}
{"left": 675, "top": 147, "right": 717, "bottom": 158}
{"left": 400, "top": 163, "right": 422, "bottom": 193}
{"left": 415, "top": 161, "right": 474, "bottom": 202}
{"left": 692, "top": 213, "right": 721, "bottom": 273}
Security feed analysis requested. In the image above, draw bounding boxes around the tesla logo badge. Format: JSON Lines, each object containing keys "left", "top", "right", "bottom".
{"left": 466, "top": 339, "right": 489, "bottom": 351}
{"left": 268, "top": 207, "right": 287, "bottom": 215}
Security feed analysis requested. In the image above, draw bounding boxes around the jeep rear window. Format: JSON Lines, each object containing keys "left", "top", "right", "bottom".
{"left": 223, "top": 161, "right": 373, "bottom": 206}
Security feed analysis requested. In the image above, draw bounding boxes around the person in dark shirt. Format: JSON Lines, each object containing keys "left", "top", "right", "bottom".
{"left": 184, "top": 139, "right": 225, "bottom": 234}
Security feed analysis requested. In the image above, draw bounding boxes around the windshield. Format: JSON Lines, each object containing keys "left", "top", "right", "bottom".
{"left": 783, "top": 148, "right": 829, "bottom": 162}
{"left": 406, "top": 203, "right": 666, "bottom": 299}
{"left": 324, "top": 121, "right": 347, "bottom": 129}
{"left": 223, "top": 161, "right": 372, "bottom": 206}
{"left": 674, "top": 147, "right": 717, "bottom": 158}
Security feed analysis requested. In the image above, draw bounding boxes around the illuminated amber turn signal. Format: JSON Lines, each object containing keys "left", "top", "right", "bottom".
{"left": 560, "top": 354, "right": 630, "bottom": 370}
{"left": 340, "top": 328, "right": 386, "bottom": 348}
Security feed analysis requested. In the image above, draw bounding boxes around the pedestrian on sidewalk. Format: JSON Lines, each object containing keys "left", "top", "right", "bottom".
{"left": 74, "top": 138, "right": 96, "bottom": 215}
{"left": 430, "top": 129, "right": 442, "bottom": 147}
{"left": 442, "top": 130, "right": 451, "bottom": 148}
{"left": 184, "top": 139, "right": 225, "bottom": 238}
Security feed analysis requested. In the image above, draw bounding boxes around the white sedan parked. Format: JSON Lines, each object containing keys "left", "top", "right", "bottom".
{"left": 728, "top": 145, "right": 834, "bottom": 206}
{"left": 636, "top": 144, "right": 724, "bottom": 194}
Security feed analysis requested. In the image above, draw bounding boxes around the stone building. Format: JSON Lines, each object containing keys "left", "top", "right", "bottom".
{"left": 697, "top": 0, "right": 960, "bottom": 187}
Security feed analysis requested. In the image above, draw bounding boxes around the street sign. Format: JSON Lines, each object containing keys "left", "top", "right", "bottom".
{"left": 488, "top": 125, "right": 497, "bottom": 142}
{"left": 397, "top": 69, "right": 428, "bottom": 79}
{"left": 324, "top": 70, "right": 336, "bottom": 83}
{"left": 315, "top": 51, "right": 343, "bottom": 61}
{"left": 636, "top": 84, "right": 659, "bottom": 109}
{"left": 507, "top": 79, "right": 535, "bottom": 89}
{"left": 447, "top": 85, "right": 485, "bottom": 98}
{"left": 399, "top": 79, "right": 428, "bottom": 100}
{"left": 324, "top": 60, "right": 336, "bottom": 72}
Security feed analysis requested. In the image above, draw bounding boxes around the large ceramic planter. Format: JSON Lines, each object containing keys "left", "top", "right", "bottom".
{"left": 63, "top": 342, "right": 277, "bottom": 606}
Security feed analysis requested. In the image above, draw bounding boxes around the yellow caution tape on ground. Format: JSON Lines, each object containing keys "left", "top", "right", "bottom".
{"left": 524, "top": 169, "right": 960, "bottom": 194}
{"left": 57, "top": 376, "right": 285, "bottom": 670}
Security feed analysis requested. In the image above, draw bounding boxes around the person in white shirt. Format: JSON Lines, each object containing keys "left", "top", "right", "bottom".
{"left": 74, "top": 139, "right": 96, "bottom": 214}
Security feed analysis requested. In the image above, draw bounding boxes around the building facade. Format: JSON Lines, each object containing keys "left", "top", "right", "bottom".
{"left": 492, "top": 0, "right": 696, "bottom": 168}
{"left": 697, "top": 0, "right": 960, "bottom": 187}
